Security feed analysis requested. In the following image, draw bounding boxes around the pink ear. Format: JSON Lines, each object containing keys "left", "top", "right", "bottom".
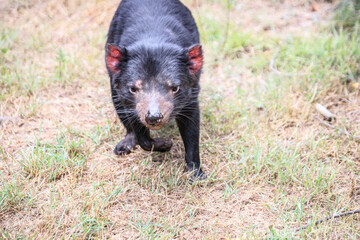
{"left": 187, "top": 45, "right": 203, "bottom": 75}
{"left": 106, "top": 44, "right": 123, "bottom": 74}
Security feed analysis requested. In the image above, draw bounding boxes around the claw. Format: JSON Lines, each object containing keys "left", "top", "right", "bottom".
{"left": 113, "top": 132, "right": 137, "bottom": 155}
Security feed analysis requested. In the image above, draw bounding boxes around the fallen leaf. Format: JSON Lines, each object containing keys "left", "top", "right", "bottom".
{"left": 311, "top": 1, "right": 319, "bottom": 12}
{"left": 349, "top": 82, "right": 360, "bottom": 91}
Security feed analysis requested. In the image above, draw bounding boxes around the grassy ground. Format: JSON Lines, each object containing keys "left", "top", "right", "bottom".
{"left": 1, "top": 0, "right": 360, "bottom": 239}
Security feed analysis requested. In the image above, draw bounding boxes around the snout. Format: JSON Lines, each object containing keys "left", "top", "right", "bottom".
{"left": 145, "top": 111, "right": 164, "bottom": 126}
{"left": 136, "top": 92, "right": 174, "bottom": 130}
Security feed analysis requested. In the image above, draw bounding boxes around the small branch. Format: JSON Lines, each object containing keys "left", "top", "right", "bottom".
{"left": 264, "top": 209, "right": 360, "bottom": 239}
{"left": 315, "top": 103, "right": 335, "bottom": 120}
{"left": 314, "top": 116, "right": 360, "bottom": 140}
{"left": 295, "top": 209, "right": 360, "bottom": 232}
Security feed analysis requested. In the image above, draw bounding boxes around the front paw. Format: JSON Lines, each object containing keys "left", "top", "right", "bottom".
{"left": 114, "top": 142, "right": 132, "bottom": 155}
{"left": 152, "top": 138, "right": 173, "bottom": 152}
{"left": 114, "top": 133, "right": 137, "bottom": 155}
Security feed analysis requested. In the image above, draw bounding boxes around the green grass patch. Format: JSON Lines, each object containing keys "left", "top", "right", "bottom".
{"left": 334, "top": 0, "right": 360, "bottom": 31}
{"left": 19, "top": 134, "right": 88, "bottom": 182}
{"left": 0, "top": 178, "right": 29, "bottom": 214}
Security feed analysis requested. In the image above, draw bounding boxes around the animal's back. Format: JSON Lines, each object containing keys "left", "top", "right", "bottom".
{"left": 106, "top": 0, "right": 199, "bottom": 48}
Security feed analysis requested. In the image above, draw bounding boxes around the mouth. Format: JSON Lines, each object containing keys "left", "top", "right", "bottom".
{"left": 139, "top": 114, "right": 167, "bottom": 130}
{"left": 144, "top": 122, "right": 166, "bottom": 130}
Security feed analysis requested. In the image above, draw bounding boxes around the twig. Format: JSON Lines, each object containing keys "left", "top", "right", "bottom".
{"left": 295, "top": 209, "right": 360, "bottom": 232}
{"left": 314, "top": 116, "right": 360, "bottom": 140}
{"left": 315, "top": 103, "right": 336, "bottom": 120}
{"left": 263, "top": 209, "right": 360, "bottom": 240}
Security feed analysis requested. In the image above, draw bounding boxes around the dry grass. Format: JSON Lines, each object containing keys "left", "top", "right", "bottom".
{"left": 1, "top": 0, "right": 360, "bottom": 239}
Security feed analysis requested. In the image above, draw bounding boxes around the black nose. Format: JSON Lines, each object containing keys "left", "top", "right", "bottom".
{"left": 145, "top": 111, "right": 163, "bottom": 125}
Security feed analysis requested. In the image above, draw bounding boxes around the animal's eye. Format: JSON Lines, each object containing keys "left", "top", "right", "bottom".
{"left": 129, "top": 86, "right": 138, "bottom": 94}
{"left": 171, "top": 86, "right": 179, "bottom": 93}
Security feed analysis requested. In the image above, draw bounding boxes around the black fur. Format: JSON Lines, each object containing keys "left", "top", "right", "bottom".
{"left": 105, "top": 0, "right": 206, "bottom": 180}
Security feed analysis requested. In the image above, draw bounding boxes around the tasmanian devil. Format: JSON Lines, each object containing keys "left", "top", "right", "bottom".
{"left": 105, "top": 0, "right": 206, "bottom": 180}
